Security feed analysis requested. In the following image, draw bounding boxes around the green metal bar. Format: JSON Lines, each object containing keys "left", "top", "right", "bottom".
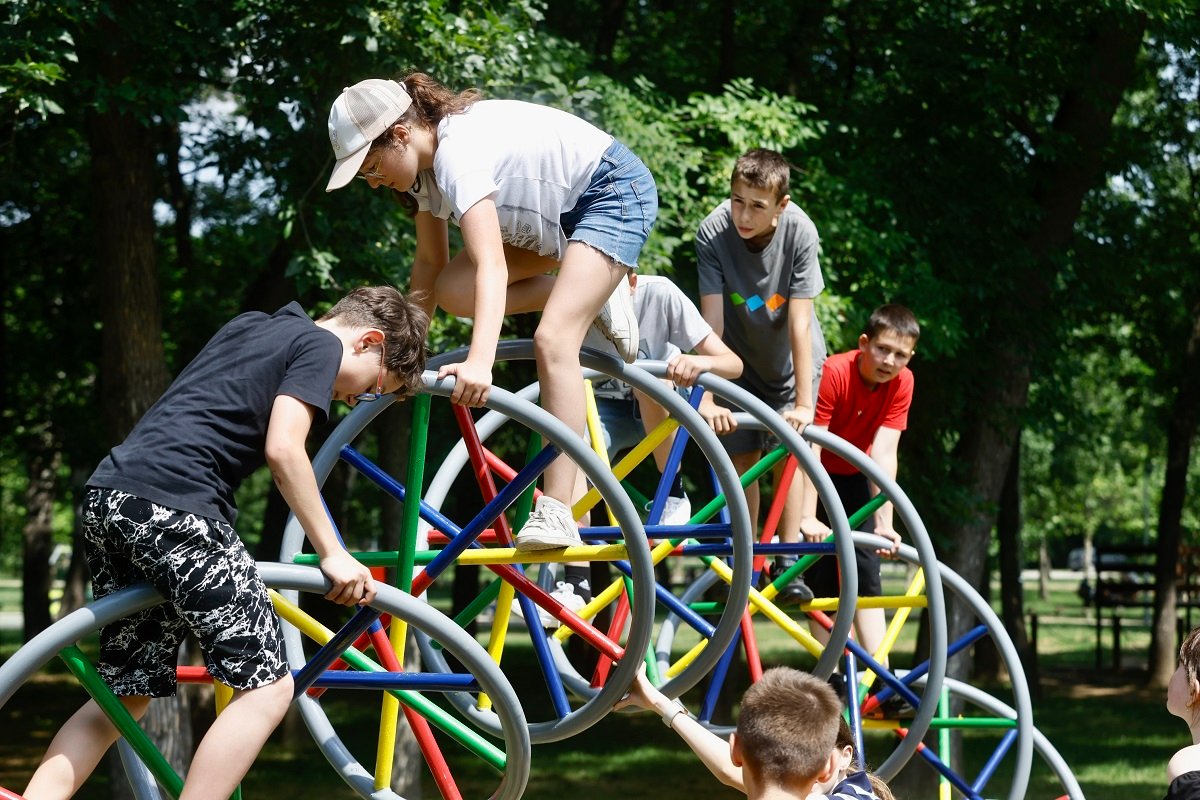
{"left": 768, "top": 493, "right": 889, "bottom": 591}
{"left": 58, "top": 645, "right": 185, "bottom": 798}
{"left": 620, "top": 479, "right": 652, "bottom": 512}
{"left": 452, "top": 579, "right": 504, "bottom": 628}
{"left": 922, "top": 717, "right": 1017, "bottom": 729}
{"left": 398, "top": 393, "right": 431, "bottom": 594}
{"left": 939, "top": 685, "right": 950, "bottom": 797}
{"left": 515, "top": 431, "right": 541, "bottom": 530}
{"left": 334, "top": 639, "right": 507, "bottom": 771}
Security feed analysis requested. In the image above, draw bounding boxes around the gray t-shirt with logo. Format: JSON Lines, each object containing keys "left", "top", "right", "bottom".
{"left": 695, "top": 200, "right": 826, "bottom": 403}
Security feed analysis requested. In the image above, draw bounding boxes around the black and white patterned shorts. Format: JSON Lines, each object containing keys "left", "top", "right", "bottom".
{"left": 83, "top": 487, "right": 288, "bottom": 697}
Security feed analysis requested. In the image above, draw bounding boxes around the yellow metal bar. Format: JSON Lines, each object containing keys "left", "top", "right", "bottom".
{"left": 583, "top": 380, "right": 620, "bottom": 527}
{"left": 806, "top": 595, "right": 928, "bottom": 611}
{"left": 665, "top": 560, "right": 825, "bottom": 677}
{"left": 478, "top": 581, "right": 520, "bottom": 712}
{"left": 214, "top": 681, "right": 233, "bottom": 715}
{"left": 573, "top": 416, "right": 679, "bottom": 517}
{"left": 443, "top": 544, "right": 629, "bottom": 565}
{"left": 859, "top": 569, "right": 925, "bottom": 691}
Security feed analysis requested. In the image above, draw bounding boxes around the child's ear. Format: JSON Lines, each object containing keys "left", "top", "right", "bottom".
{"left": 1188, "top": 677, "right": 1200, "bottom": 708}
{"left": 729, "top": 732, "right": 743, "bottom": 767}
{"left": 358, "top": 329, "right": 384, "bottom": 352}
{"left": 858, "top": 333, "right": 871, "bottom": 351}
{"left": 814, "top": 750, "right": 839, "bottom": 783}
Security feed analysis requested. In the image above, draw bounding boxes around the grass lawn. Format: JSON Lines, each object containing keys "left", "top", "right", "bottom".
{"left": 0, "top": 571, "right": 1182, "bottom": 799}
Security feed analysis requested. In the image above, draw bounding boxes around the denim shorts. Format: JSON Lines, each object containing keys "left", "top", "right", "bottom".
{"left": 83, "top": 487, "right": 288, "bottom": 696}
{"left": 560, "top": 139, "right": 658, "bottom": 269}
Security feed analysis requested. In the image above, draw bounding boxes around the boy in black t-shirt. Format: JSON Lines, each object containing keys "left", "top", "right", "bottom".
{"left": 23, "top": 286, "right": 427, "bottom": 800}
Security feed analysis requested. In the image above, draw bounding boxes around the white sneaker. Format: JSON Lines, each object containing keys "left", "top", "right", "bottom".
{"left": 592, "top": 276, "right": 639, "bottom": 363}
{"left": 514, "top": 581, "right": 589, "bottom": 628}
{"left": 660, "top": 495, "right": 692, "bottom": 526}
{"left": 515, "top": 496, "right": 583, "bottom": 550}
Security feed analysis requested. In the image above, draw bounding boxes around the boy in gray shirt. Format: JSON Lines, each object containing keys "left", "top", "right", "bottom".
{"left": 696, "top": 148, "right": 827, "bottom": 603}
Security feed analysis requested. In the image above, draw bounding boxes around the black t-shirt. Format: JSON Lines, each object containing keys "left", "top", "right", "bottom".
{"left": 1167, "top": 772, "right": 1200, "bottom": 800}
{"left": 88, "top": 303, "right": 342, "bottom": 525}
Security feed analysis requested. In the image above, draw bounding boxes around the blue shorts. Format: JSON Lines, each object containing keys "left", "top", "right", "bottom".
{"left": 560, "top": 140, "right": 658, "bottom": 269}
{"left": 595, "top": 388, "right": 690, "bottom": 458}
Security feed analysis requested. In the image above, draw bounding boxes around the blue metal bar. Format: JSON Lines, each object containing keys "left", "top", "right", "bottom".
{"left": 843, "top": 652, "right": 865, "bottom": 762}
{"left": 680, "top": 542, "right": 836, "bottom": 557}
{"left": 292, "top": 605, "right": 383, "bottom": 697}
{"left": 971, "top": 728, "right": 1019, "bottom": 794}
{"left": 700, "top": 624, "right": 745, "bottom": 722}
{"left": 300, "top": 671, "right": 480, "bottom": 691}
{"left": 870, "top": 625, "right": 988, "bottom": 705}
{"left": 608, "top": 558, "right": 716, "bottom": 638}
{"left": 518, "top": 591, "right": 572, "bottom": 717}
{"left": 910, "top": 736, "right": 983, "bottom": 799}
{"left": 645, "top": 386, "right": 702, "bottom": 525}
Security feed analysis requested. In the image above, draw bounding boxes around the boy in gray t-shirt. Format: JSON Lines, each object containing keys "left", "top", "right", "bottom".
{"left": 696, "top": 148, "right": 827, "bottom": 604}
{"left": 585, "top": 274, "right": 743, "bottom": 524}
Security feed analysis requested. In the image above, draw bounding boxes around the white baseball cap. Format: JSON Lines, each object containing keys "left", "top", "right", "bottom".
{"left": 326, "top": 78, "right": 412, "bottom": 192}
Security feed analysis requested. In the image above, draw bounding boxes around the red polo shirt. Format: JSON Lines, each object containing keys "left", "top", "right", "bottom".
{"left": 814, "top": 350, "right": 914, "bottom": 475}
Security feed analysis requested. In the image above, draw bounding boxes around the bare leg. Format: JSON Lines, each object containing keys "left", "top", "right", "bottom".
{"left": 807, "top": 609, "right": 890, "bottom": 670}
{"left": 435, "top": 244, "right": 559, "bottom": 317}
{"left": 178, "top": 673, "right": 294, "bottom": 800}
{"left": 535, "top": 243, "right": 628, "bottom": 503}
{"left": 775, "top": 459, "right": 806, "bottom": 545}
{"left": 25, "top": 696, "right": 151, "bottom": 800}
{"left": 730, "top": 450, "right": 763, "bottom": 537}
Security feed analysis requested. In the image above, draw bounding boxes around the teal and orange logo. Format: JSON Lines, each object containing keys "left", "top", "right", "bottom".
{"left": 730, "top": 292, "right": 787, "bottom": 312}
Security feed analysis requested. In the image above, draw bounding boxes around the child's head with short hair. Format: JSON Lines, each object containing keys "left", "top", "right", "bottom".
{"left": 731, "top": 149, "right": 791, "bottom": 201}
{"left": 865, "top": 304, "right": 921, "bottom": 345}
{"left": 319, "top": 286, "right": 428, "bottom": 398}
{"left": 857, "top": 304, "right": 919, "bottom": 388}
{"left": 734, "top": 668, "right": 841, "bottom": 791}
{"left": 1168, "top": 626, "right": 1200, "bottom": 723}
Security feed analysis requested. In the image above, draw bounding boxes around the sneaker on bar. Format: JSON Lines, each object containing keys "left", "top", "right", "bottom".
{"left": 659, "top": 495, "right": 692, "bottom": 526}
{"left": 514, "top": 580, "right": 590, "bottom": 628}
{"left": 771, "top": 555, "right": 815, "bottom": 605}
{"left": 592, "top": 276, "right": 639, "bottom": 363}
{"left": 515, "top": 496, "right": 583, "bottom": 551}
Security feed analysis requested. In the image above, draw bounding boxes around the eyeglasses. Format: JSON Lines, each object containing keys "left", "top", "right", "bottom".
{"left": 355, "top": 153, "right": 385, "bottom": 182}
{"left": 868, "top": 342, "right": 913, "bottom": 365}
{"left": 353, "top": 341, "right": 387, "bottom": 403}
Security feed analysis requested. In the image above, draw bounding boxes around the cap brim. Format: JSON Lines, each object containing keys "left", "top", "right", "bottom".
{"left": 326, "top": 147, "right": 371, "bottom": 192}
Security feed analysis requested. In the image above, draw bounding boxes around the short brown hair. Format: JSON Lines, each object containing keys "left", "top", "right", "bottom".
{"left": 736, "top": 668, "right": 841, "bottom": 788}
{"left": 731, "top": 148, "right": 791, "bottom": 200}
{"left": 1180, "top": 627, "right": 1200, "bottom": 697}
{"left": 320, "top": 286, "right": 428, "bottom": 398}
{"left": 865, "top": 304, "right": 920, "bottom": 344}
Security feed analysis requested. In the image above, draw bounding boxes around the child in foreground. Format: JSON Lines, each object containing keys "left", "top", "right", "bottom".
{"left": 23, "top": 286, "right": 428, "bottom": 800}
{"left": 1166, "top": 626, "right": 1200, "bottom": 799}
{"left": 617, "top": 666, "right": 890, "bottom": 799}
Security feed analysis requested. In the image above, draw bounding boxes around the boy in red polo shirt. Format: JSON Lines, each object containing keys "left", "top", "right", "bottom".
{"left": 797, "top": 304, "right": 919, "bottom": 676}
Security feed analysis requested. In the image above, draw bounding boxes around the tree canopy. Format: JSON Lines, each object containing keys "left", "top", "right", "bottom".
{"left": 2, "top": 0, "right": 1198, "bottom": 684}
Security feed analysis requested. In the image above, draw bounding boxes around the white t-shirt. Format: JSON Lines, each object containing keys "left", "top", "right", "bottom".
{"left": 584, "top": 275, "right": 713, "bottom": 400}
{"left": 409, "top": 99, "right": 613, "bottom": 260}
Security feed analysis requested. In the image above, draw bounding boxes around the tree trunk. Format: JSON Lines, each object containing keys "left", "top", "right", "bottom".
{"left": 1149, "top": 300, "right": 1200, "bottom": 686}
{"left": 592, "top": 0, "right": 629, "bottom": 64}
{"left": 21, "top": 435, "right": 59, "bottom": 640}
{"left": 941, "top": 10, "right": 1145, "bottom": 685}
{"left": 997, "top": 431, "right": 1037, "bottom": 690}
{"left": 82, "top": 3, "right": 182, "bottom": 793}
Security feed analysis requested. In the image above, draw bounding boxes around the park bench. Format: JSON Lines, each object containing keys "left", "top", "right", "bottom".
{"left": 1083, "top": 544, "right": 1200, "bottom": 669}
